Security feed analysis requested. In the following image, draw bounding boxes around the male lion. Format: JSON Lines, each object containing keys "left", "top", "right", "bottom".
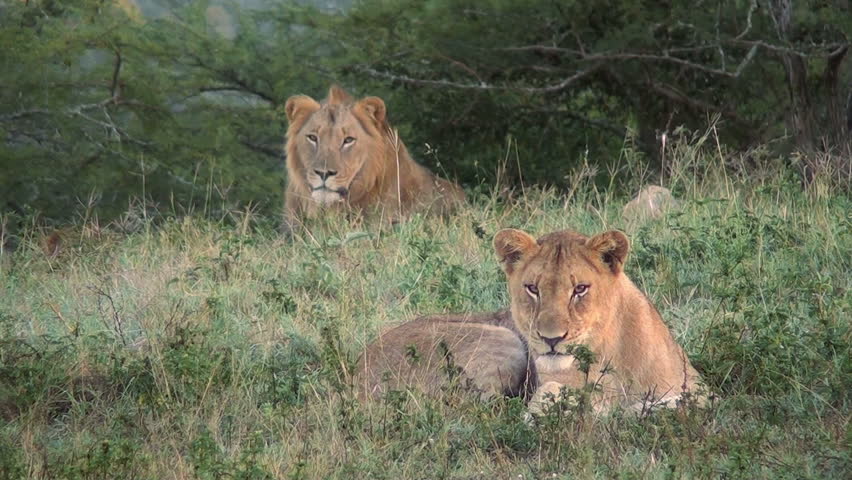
{"left": 355, "top": 228, "right": 707, "bottom": 416}
{"left": 283, "top": 86, "right": 464, "bottom": 231}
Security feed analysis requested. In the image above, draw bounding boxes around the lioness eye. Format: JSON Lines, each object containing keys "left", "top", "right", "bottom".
{"left": 306, "top": 134, "right": 317, "bottom": 143}
{"left": 342, "top": 136, "right": 355, "bottom": 145}
{"left": 573, "top": 284, "right": 589, "bottom": 297}
{"left": 524, "top": 283, "right": 539, "bottom": 297}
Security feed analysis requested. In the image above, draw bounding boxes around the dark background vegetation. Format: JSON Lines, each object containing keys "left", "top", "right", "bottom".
{"left": 1, "top": 0, "right": 850, "bottom": 222}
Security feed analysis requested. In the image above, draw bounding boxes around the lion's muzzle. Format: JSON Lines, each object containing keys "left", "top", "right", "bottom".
{"left": 310, "top": 186, "right": 348, "bottom": 205}
{"left": 307, "top": 168, "right": 350, "bottom": 205}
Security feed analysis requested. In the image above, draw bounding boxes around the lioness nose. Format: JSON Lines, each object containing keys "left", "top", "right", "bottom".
{"left": 314, "top": 169, "right": 337, "bottom": 181}
{"left": 540, "top": 332, "right": 568, "bottom": 350}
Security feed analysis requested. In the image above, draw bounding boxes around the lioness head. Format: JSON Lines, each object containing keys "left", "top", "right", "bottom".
{"left": 493, "top": 229, "right": 630, "bottom": 360}
{"left": 285, "top": 86, "right": 390, "bottom": 205}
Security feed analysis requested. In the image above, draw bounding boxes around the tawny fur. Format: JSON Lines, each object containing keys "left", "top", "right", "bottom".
{"left": 355, "top": 228, "right": 706, "bottom": 416}
{"left": 283, "top": 86, "right": 464, "bottom": 230}
{"left": 494, "top": 229, "right": 706, "bottom": 414}
{"left": 354, "top": 311, "right": 534, "bottom": 401}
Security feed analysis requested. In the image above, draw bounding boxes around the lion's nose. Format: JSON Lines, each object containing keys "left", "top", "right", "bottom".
{"left": 539, "top": 332, "right": 569, "bottom": 351}
{"left": 314, "top": 169, "right": 337, "bottom": 181}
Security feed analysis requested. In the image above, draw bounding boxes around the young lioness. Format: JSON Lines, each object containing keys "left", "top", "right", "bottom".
{"left": 494, "top": 228, "right": 707, "bottom": 415}
{"left": 355, "top": 228, "right": 706, "bottom": 415}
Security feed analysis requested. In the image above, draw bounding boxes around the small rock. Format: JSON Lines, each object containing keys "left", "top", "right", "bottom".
{"left": 622, "top": 185, "right": 678, "bottom": 221}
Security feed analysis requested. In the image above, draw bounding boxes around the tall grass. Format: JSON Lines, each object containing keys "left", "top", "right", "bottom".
{"left": 0, "top": 131, "right": 849, "bottom": 478}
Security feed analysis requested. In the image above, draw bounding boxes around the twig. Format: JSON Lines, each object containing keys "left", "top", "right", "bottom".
{"left": 88, "top": 284, "right": 128, "bottom": 347}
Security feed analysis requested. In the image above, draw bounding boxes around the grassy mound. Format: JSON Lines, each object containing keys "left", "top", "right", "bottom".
{"left": 1, "top": 136, "right": 849, "bottom": 478}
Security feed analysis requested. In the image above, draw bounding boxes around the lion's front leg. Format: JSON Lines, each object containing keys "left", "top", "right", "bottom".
{"left": 282, "top": 183, "right": 308, "bottom": 236}
{"left": 526, "top": 381, "right": 569, "bottom": 419}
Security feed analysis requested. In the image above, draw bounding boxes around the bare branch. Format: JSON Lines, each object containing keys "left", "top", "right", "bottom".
{"left": 1, "top": 99, "right": 111, "bottom": 122}
{"left": 356, "top": 65, "right": 599, "bottom": 93}
{"left": 493, "top": 43, "right": 760, "bottom": 77}
{"left": 729, "top": 39, "right": 847, "bottom": 57}
{"left": 185, "top": 54, "right": 277, "bottom": 104}
{"left": 221, "top": 72, "right": 276, "bottom": 104}
{"left": 495, "top": 45, "right": 580, "bottom": 55}
{"left": 735, "top": 0, "right": 759, "bottom": 40}
{"left": 647, "top": 81, "right": 744, "bottom": 124}
{"left": 110, "top": 48, "right": 122, "bottom": 101}
{"left": 847, "top": 86, "right": 852, "bottom": 133}
{"left": 195, "top": 86, "right": 275, "bottom": 104}
{"left": 582, "top": 49, "right": 759, "bottom": 78}
{"left": 436, "top": 54, "right": 484, "bottom": 83}
{"left": 0, "top": 109, "right": 51, "bottom": 121}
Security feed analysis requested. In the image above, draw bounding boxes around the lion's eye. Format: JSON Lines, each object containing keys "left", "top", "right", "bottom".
{"left": 524, "top": 283, "right": 539, "bottom": 297}
{"left": 573, "top": 284, "right": 589, "bottom": 297}
{"left": 306, "top": 134, "right": 318, "bottom": 143}
{"left": 342, "top": 136, "right": 355, "bottom": 146}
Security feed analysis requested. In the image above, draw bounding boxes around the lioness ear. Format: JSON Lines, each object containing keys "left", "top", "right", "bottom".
{"left": 493, "top": 229, "right": 538, "bottom": 274}
{"left": 586, "top": 230, "right": 630, "bottom": 274}
{"left": 357, "top": 96, "right": 387, "bottom": 128}
{"left": 327, "top": 84, "right": 352, "bottom": 104}
{"left": 284, "top": 95, "right": 320, "bottom": 124}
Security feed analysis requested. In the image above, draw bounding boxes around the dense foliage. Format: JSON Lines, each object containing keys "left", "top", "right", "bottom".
{"left": 1, "top": 0, "right": 320, "bottom": 221}
{"left": 1, "top": 0, "right": 850, "bottom": 225}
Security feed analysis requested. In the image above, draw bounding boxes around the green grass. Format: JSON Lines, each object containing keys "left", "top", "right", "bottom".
{"left": 1, "top": 135, "right": 849, "bottom": 479}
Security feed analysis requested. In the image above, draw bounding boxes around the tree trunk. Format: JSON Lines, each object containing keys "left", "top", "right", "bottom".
{"left": 782, "top": 52, "right": 816, "bottom": 151}
{"left": 769, "top": 0, "right": 850, "bottom": 160}
{"left": 824, "top": 45, "right": 851, "bottom": 150}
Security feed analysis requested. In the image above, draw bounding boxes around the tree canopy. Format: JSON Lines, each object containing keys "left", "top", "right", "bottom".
{"left": 1, "top": 0, "right": 849, "bottom": 223}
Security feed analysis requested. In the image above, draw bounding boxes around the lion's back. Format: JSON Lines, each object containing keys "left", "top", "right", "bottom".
{"left": 354, "top": 312, "right": 530, "bottom": 401}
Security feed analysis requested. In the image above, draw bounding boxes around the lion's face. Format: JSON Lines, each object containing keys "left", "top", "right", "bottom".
{"left": 285, "top": 88, "right": 389, "bottom": 205}
{"left": 493, "top": 229, "right": 630, "bottom": 359}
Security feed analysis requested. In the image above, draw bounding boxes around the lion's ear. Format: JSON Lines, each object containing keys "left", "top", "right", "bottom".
{"left": 493, "top": 229, "right": 538, "bottom": 274}
{"left": 357, "top": 96, "right": 387, "bottom": 128}
{"left": 587, "top": 230, "right": 630, "bottom": 274}
{"left": 284, "top": 95, "right": 320, "bottom": 124}
{"left": 327, "top": 85, "right": 352, "bottom": 104}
